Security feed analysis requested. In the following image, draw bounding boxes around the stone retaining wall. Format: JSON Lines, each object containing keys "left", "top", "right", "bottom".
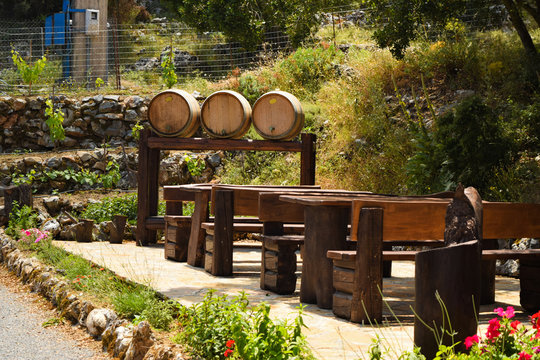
{"left": 0, "top": 95, "right": 151, "bottom": 152}
{"left": 0, "top": 235, "right": 186, "bottom": 360}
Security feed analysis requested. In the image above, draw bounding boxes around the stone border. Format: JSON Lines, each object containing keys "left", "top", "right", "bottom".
{"left": 0, "top": 235, "right": 186, "bottom": 360}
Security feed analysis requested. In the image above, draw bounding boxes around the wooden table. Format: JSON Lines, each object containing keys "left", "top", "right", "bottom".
{"left": 280, "top": 194, "right": 540, "bottom": 309}
{"left": 279, "top": 194, "right": 453, "bottom": 309}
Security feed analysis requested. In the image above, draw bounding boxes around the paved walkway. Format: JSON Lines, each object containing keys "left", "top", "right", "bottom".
{"left": 56, "top": 241, "right": 527, "bottom": 360}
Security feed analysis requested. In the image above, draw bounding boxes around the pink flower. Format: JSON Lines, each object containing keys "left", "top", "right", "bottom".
{"left": 518, "top": 352, "right": 532, "bottom": 360}
{"left": 465, "top": 334, "right": 479, "bottom": 349}
{"left": 486, "top": 318, "right": 501, "bottom": 339}
{"left": 494, "top": 306, "right": 515, "bottom": 319}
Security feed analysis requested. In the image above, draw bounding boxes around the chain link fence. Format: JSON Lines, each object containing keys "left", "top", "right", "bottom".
{"left": 0, "top": 5, "right": 510, "bottom": 95}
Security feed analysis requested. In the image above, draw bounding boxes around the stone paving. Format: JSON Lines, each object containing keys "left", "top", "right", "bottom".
{"left": 55, "top": 240, "right": 528, "bottom": 360}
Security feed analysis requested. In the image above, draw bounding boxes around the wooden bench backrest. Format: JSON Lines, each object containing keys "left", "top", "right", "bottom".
{"left": 351, "top": 200, "right": 540, "bottom": 242}
{"left": 258, "top": 190, "right": 373, "bottom": 222}
{"left": 211, "top": 185, "right": 321, "bottom": 216}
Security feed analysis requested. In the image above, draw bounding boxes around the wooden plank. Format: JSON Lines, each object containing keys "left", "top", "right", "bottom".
{"left": 332, "top": 291, "right": 352, "bottom": 320}
{"left": 210, "top": 189, "right": 234, "bottom": 276}
{"left": 333, "top": 266, "right": 354, "bottom": 294}
{"left": 187, "top": 190, "right": 210, "bottom": 267}
{"left": 481, "top": 249, "right": 540, "bottom": 260}
{"left": 145, "top": 216, "right": 165, "bottom": 230}
{"left": 163, "top": 185, "right": 203, "bottom": 201}
{"left": 300, "top": 133, "right": 316, "bottom": 185}
{"left": 350, "top": 208, "right": 383, "bottom": 323}
{"left": 147, "top": 137, "right": 304, "bottom": 152}
{"left": 166, "top": 201, "right": 183, "bottom": 215}
{"left": 146, "top": 145, "right": 161, "bottom": 245}
{"left": 414, "top": 240, "right": 481, "bottom": 359}
{"left": 483, "top": 202, "right": 540, "bottom": 238}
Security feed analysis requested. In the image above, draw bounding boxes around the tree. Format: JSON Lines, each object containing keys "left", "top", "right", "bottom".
{"left": 162, "top": 0, "right": 350, "bottom": 49}
{"left": 363, "top": 0, "right": 539, "bottom": 64}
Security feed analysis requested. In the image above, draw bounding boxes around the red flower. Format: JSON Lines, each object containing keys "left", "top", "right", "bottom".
{"left": 226, "top": 339, "right": 235, "bottom": 348}
{"left": 464, "top": 334, "right": 479, "bottom": 349}
{"left": 486, "top": 318, "right": 501, "bottom": 339}
{"left": 510, "top": 320, "right": 521, "bottom": 333}
{"left": 518, "top": 352, "right": 532, "bottom": 360}
{"left": 224, "top": 349, "right": 234, "bottom": 357}
{"left": 531, "top": 311, "right": 540, "bottom": 329}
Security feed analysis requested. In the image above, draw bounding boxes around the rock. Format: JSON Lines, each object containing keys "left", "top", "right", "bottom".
{"left": 133, "top": 57, "right": 159, "bottom": 71}
{"left": 47, "top": 157, "right": 62, "bottom": 169}
{"left": 42, "top": 218, "right": 61, "bottom": 236}
{"left": 65, "top": 126, "right": 87, "bottom": 138}
{"left": 99, "top": 100, "right": 122, "bottom": 113}
{"left": 496, "top": 259, "right": 519, "bottom": 277}
{"left": 207, "top": 153, "right": 222, "bottom": 168}
{"left": 13, "top": 98, "right": 27, "bottom": 111}
{"left": 42, "top": 196, "right": 62, "bottom": 216}
{"left": 23, "top": 156, "right": 42, "bottom": 167}
{"left": 126, "top": 96, "right": 144, "bottom": 108}
{"left": 86, "top": 308, "right": 118, "bottom": 338}
{"left": 124, "top": 321, "right": 154, "bottom": 360}
{"left": 92, "top": 95, "right": 104, "bottom": 103}
{"left": 78, "top": 301, "right": 95, "bottom": 327}
{"left": 61, "top": 136, "right": 78, "bottom": 147}
{"left": 63, "top": 298, "right": 82, "bottom": 323}
{"left": 93, "top": 161, "right": 107, "bottom": 172}
{"left": 77, "top": 151, "right": 96, "bottom": 163}
{"left": 104, "top": 95, "right": 120, "bottom": 102}
{"left": 143, "top": 344, "right": 177, "bottom": 360}
{"left": 28, "top": 99, "right": 42, "bottom": 110}
{"left": 125, "top": 109, "right": 139, "bottom": 121}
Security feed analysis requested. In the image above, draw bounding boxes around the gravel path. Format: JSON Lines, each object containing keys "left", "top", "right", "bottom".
{"left": 0, "top": 282, "right": 104, "bottom": 360}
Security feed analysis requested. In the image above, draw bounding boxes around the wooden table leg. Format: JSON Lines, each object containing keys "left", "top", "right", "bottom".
{"left": 301, "top": 205, "right": 349, "bottom": 309}
{"left": 187, "top": 190, "right": 209, "bottom": 267}
{"left": 210, "top": 189, "right": 234, "bottom": 276}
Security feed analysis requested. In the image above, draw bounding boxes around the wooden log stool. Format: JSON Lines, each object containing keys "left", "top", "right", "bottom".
{"left": 260, "top": 234, "right": 304, "bottom": 294}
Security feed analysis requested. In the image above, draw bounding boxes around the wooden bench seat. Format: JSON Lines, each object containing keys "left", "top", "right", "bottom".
{"left": 326, "top": 199, "right": 540, "bottom": 324}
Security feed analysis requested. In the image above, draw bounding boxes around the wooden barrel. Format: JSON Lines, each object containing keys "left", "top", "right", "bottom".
{"left": 148, "top": 90, "right": 200, "bottom": 137}
{"left": 252, "top": 91, "right": 304, "bottom": 141}
{"left": 200, "top": 90, "right": 252, "bottom": 139}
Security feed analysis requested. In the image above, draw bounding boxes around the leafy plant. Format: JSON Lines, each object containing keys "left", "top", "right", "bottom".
{"left": 45, "top": 99, "right": 65, "bottom": 143}
{"left": 101, "top": 161, "right": 121, "bottom": 189}
{"left": 95, "top": 77, "right": 105, "bottom": 90}
{"left": 161, "top": 47, "right": 177, "bottom": 88}
{"left": 184, "top": 155, "right": 205, "bottom": 177}
{"left": 176, "top": 290, "right": 312, "bottom": 359}
{"left": 80, "top": 194, "right": 138, "bottom": 224}
{"left": 11, "top": 50, "right": 47, "bottom": 95}
{"left": 131, "top": 120, "right": 144, "bottom": 141}
{"left": 6, "top": 202, "right": 39, "bottom": 239}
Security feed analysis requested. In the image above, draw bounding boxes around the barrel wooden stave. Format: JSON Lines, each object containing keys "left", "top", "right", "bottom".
{"left": 201, "top": 90, "right": 252, "bottom": 139}
{"left": 148, "top": 89, "right": 200, "bottom": 137}
{"left": 252, "top": 91, "right": 304, "bottom": 141}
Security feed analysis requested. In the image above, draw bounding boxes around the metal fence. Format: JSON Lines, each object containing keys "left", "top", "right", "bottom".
{"left": 0, "top": 5, "right": 510, "bottom": 95}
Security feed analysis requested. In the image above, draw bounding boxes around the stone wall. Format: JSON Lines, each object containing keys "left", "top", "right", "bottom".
{"left": 0, "top": 95, "right": 150, "bottom": 152}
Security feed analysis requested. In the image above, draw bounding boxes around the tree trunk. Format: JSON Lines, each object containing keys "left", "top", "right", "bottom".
{"left": 503, "top": 0, "right": 539, "bottom": 58}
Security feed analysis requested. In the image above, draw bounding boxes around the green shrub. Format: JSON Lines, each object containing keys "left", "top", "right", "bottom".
{"left": 6, "top": 202, "right": 39, "bottom": 239}
{"left": 80, "top": 194, "right": 138, "bottom": 223}
{"left": 176, "top": 290, "right": 312, "bottom": 359}
{"left": 237, "top": 74, "right": 269, "bottom": 104}
{"left": 276, "top": 45, "right": 344, "bottom": 98}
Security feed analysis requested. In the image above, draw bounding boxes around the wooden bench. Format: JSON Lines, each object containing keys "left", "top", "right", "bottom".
{"left": 327, "top": 199, "right": 540, "bottom": 323}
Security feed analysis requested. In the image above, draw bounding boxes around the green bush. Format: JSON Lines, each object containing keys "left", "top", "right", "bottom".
{"left": 176, "top": 290, "right": 312, "bottom": 359}
{"left": 237, "top": 74, "right": 269, "bottom": 104}
{"left": 80, "top": 194, "right": 138, "bottom": 223}
{"left": 407, "top": 95, "right": 511, "bottom": 195}
{"left": 276, "top": 45, "right": 344, "bottom": 98}
{"left": 6, "top": 202, "right": 39, "bottom": 239}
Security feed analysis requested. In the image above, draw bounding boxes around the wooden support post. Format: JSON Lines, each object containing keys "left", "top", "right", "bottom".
{"left": 147, "top": 145, "right": 160, "bottom": 244}
{"left": 300, "top": 133, "right": 316, "bottom": 185}
{"left": 301, "top": 205, "right": 349, "bottom": 309}
{"left": 75, "top": 219, "right": 94, "bottom": 242}
{"left": 481, "top": 238, "right": 498, "bottom": 304}
{"left": 519, "top": 259, "right": 540, "bottom": 312}
{"left": 136, "top": 129, "right": 150, "bottom": 246}
{"left": 187, "top": 190, "right": 210, "bottom": 267}
{"left": 350, "top": 207, "right": 383, "bottom": 323}
{"left": 3, "top": 184, "right": 33, "bottom": 220}
{"left": 208, "top": 189, "right": 234, "bottom": 276}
